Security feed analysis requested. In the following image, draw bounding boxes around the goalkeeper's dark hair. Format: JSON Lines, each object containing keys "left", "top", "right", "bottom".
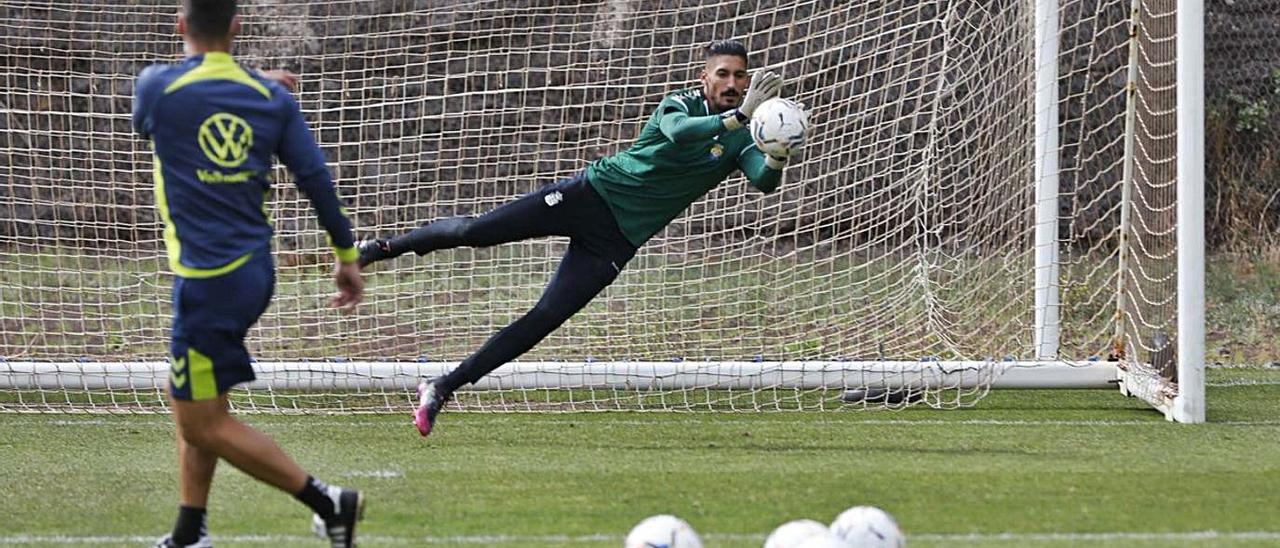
{"left": 183, "top": 0, "right": 237, "bottom": 42}
{"left": 705, "top": 40, "right": 748, "bottom": 63}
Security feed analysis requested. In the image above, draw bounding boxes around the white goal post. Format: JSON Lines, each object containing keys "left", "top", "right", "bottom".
{"left": 0, "top": 0, "right": 1202, "bottom": 420}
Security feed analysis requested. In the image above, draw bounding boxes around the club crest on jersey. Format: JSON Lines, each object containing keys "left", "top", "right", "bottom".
{"left": 708, "top": 143, "right": 724, "bottom": 160}
{"left": 544, "top": 190, "right": 563, "bottom": 207}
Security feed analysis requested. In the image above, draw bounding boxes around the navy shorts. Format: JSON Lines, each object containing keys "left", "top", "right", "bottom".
{"left": 168, "top": 249, "right": 275, "bottom": 400}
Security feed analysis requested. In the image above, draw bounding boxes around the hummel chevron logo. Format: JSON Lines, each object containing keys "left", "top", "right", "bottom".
{"left": 170, "top": 356, "right": 188, "bottom": 389}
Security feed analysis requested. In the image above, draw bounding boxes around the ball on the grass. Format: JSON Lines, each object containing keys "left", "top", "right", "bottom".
{"left": 797, "top": 531, "right": 856, "bottom": 548}
{"left": 624, "top": 514, "right": 703, "bottom": 548}
{"left": 764, "top": 518, "right": 830, "bottom": 548}
{"left": 830, "top": 505, "right": 905, "bottom": 547}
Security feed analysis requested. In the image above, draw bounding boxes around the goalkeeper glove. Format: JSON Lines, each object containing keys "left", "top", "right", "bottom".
{"left": 722, "top": 70, "right": 784, "bottom": 130}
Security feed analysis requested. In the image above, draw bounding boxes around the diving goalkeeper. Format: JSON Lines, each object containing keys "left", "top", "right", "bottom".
{"left": 357, "top": 40, "right": 799, "bottom": 438}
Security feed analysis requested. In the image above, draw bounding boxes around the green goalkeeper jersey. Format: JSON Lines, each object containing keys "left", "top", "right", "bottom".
{"left": 587, "top": 87, "right": 782, "bottom": 247}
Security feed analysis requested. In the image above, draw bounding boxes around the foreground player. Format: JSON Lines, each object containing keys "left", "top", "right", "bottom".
{"left": 133, "top": 1, "right": 365, "bottom": 546}
{"left": 359, "top": 40, "right": 800, "bottom": 438}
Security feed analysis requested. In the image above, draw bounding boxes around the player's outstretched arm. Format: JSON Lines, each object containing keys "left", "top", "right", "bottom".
{"left": 658, "top": 70, "right": 785, "bottom": 144}
{"left": 658, "top": 107, "right": 729, "bottom": 144}
{"left": 275, "top": 91, "right": 364, "bottom": 311}
{"left": 738, "top": 145, "right": 785, "bottom": 194}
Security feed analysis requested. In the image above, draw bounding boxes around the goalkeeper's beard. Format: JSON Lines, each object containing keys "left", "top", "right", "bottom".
{"left": 713, "top": 92, "right": 740, "bottom": 113}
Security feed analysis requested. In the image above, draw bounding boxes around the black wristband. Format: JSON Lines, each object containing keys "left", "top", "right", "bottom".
{"left": 722, "top": 109, "right": 750, "bottom": 130}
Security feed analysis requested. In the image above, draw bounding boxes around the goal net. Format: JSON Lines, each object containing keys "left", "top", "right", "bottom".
{"left": 0, "top": 0, "right": 1202, "bottom": 419}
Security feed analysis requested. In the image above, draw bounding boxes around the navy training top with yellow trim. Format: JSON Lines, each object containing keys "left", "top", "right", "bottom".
{"left": 132, "top": 52, "right": 355, "bottom": 278}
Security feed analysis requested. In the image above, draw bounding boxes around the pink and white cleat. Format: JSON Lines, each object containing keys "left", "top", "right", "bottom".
{"left": 413, "top": 381, "right": 450, "bottom": 437}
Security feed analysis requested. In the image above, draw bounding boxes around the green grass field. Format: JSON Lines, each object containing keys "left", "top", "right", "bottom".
{"left": 7, "top": 249, "right": 1279, "bottom": 365}
{"left": 1, "top": 367, "right": 1278, "bottom": 547}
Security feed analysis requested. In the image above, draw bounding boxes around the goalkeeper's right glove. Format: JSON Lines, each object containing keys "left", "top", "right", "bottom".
{"left": 723, "top": 70, "right": 783, "bottom": 130}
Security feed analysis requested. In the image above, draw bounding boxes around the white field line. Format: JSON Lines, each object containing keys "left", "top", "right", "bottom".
{"left": 4, "top": 531, "right": 1280, "bottom": 545}
{"left": 6, "top": 417, "right": 1280, "bottom": 427}
{"left": 1207, "top": 379, "right": 1280, "bottom": 386}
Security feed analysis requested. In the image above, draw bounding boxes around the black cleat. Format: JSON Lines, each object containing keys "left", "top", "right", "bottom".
{"left": 356, "top": 237, "right": 392, "bottom": 268}
{"left": 413, "top": 381, "right": 451, "bottom": 437}
{"left": 310, "top": 487, "right": 366, "bottom": 548}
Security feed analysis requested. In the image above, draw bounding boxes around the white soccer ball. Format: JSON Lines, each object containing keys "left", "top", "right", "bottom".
{"left": 797, "top": 531, "right": 856, "bottom": 548}
{"left": 830, "top": 506, "right": 905, "bottom": 548}
{"left": 764, "top": 519, "right": 830, "bottom": 548}
{"left": 750, "top": 97, "right": 809, "bottom": 158}
{"left": 624, "top": 514, "right": 704, "bottom": 548}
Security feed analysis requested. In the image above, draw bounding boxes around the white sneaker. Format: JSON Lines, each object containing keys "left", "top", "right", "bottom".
{"left": 309, "top": 486, "right": 366, "bottom": 548}
{"left": 153, "top": 532, "right": 213, "bottom": 548}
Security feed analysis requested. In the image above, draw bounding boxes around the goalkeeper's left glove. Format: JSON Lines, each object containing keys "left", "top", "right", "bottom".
{"left": 723, "top": 70, "right": 784, "bottom": 130}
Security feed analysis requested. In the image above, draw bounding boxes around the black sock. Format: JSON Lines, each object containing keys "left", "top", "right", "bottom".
{"left": 171, "top": 505, "right": 206, "bottom": 545}
{"left": 436, "top": 368, "right": 470, "bottom": 394}
{"left": 393, "top": 217, "right": 474, "bottom": 257}
{"left": 383, "top": 236, "right": 410, "bottom": 258}
{"left": 294, "top": 476, "right": 337, "bottom": 522}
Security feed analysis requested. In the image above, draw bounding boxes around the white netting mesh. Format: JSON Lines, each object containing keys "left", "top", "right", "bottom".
{"left": 1114, "top": 0, "right": 1181, "bottom": 402}
{"left": 0, "top": 0, "right": 1177, "bottom": 412}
